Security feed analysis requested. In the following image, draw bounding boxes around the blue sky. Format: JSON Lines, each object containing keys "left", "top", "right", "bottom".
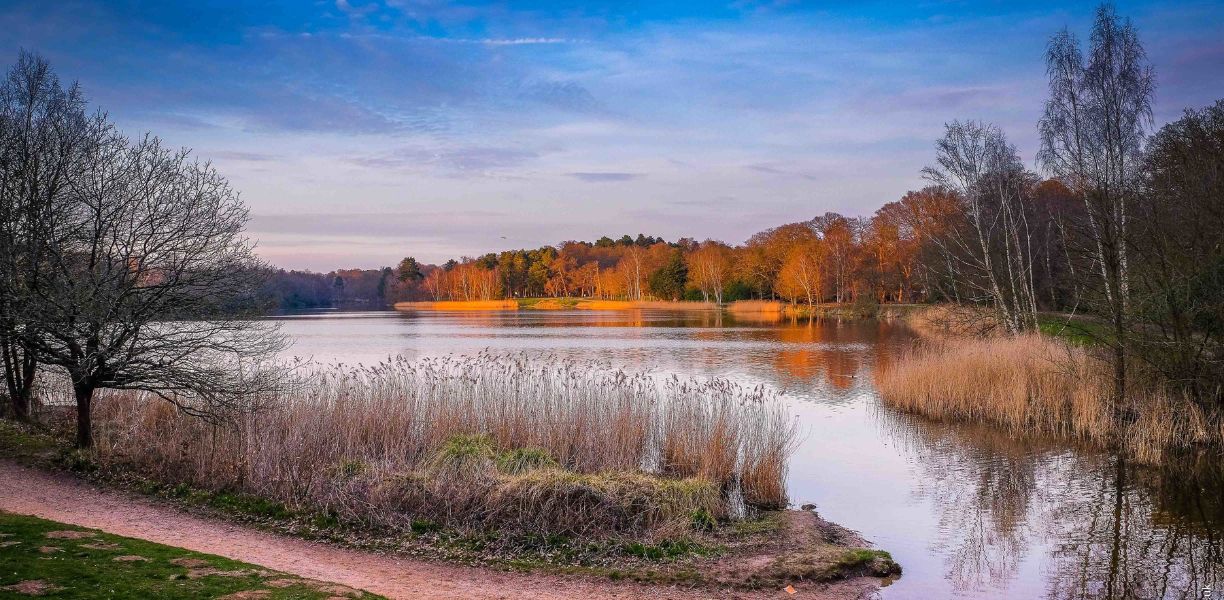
{"left": 2, "top": 1, "right": 1221, "bottom": 270}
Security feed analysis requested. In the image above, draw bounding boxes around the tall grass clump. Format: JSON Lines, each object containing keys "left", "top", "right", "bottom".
{"left": 89, "top": 354, "right": 795, "bottom": 537}
{"left": 877, "top": 334, "right": 1223, "bottom": 463}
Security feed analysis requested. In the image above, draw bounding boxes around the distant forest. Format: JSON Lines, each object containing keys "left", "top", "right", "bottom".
{"left": 262, "top": 179, "right": 1073, "bottom": 311}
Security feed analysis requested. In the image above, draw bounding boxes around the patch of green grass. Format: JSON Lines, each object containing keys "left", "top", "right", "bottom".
{"left": 0, "top": 511, "right": 383, "bottom": 599}
{"left": 729, "top": 512, "right": 784, "bottom": 536}
{"left": 621, "top": 538, "right": 713, "bottom": 561}
{"left": 515, "top": 297, "right": 582, "bottom": 308}
{"left": 207, "top": 492, "right": 292, "bottom": 520}
{"left": 410, "top": 519, "right": 441, "bottom": 535}
{"left": 427, "top": 434, "right": 496, "bottom": 477}
{"left": 310, "top": 511, "right": 342, "bottom": 530}
{"left": 495, "top": 447, "right": 558, "bottom": 474}
{"left": 0, "top": 420, "right": 63, "bottom": 462}
{"left": 1038, "top": 314, "right": 1113, "bottom": 346}
{"left": 831, "top": 548, "right": 901, "bottom": 577}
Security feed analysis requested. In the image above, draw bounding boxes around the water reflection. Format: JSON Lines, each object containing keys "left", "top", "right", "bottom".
{"left": 880, "top": 408, "right": 1224, "bottom": 599}
{"left": 272, "top": 309, "right": 1222, "bottom": 599}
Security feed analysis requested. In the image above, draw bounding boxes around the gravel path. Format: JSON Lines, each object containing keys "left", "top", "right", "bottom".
{"left": 0, "top": 460, "right": 880, "bottom": 599}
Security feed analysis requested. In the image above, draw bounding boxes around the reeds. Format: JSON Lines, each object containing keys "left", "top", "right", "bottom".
{"left": 394, "top": 300, "right": 519, "bottom": 310}
{"left": 903, "top": 304, "right": 1002, "bottom": 337}
{"left": 727, "top": 300, "right": 784, "bottom": 313}
{"left": 877, "top": 334, "right": 1223, "bottom": 463}
{"left": 576, "top": 300, "right": 717, "bottom": 310}
{"left": 90, "top": 354, "right": 795, "bottom": 536}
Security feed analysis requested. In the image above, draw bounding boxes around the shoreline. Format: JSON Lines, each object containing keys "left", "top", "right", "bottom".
{"left": 0, "top": 420, "right": 899, "bottom": 596}
{"left": 394, "top": 298, "right": 925, "bottom": 319}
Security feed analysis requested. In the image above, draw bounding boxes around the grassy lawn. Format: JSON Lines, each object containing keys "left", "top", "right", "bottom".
{"left": 0, "top": 512, "right": 380, "bottom": 599}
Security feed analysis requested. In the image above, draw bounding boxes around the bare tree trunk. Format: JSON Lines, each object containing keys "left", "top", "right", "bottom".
{"left": 1, "top": 338, "right": 36, "bottom": 421}
{"left": 73, "top": 381, "right": 93, "bottom": 449}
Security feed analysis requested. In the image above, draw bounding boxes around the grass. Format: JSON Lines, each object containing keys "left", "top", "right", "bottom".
{"left": 516, "top": 297, "right": 582, "bottom": 309}
{"left": 727, "top": 300, "right": 784, "bottom": 313}
{"left": 876, "top": 333, "right": 1224, "bottom": 463}
{"left": 0, "top": 511, "right": 379, "bottom": 599}
{"left": 85, "top": 354, "right": 794, "bottom": 538}
{"left": 393, "top": 300, "right": 519, "bottom": 310}
{"left": 1036, "top": 313, "right": 1114, "bottom": 345}
{"left": 394, "top": 299, "right": 722, "bottom": 311}
{"left": 575, "top": 300, "right": 717, "bottom": 310}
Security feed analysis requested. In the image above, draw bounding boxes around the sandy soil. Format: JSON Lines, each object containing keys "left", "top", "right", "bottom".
{"left": 0, "top": 460, "right": 883, "bottom": 599}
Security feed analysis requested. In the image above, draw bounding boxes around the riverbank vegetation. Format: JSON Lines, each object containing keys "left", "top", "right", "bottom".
{"left": 878, "top": 6, "right": 1223, "bottom": 462}
{"left": 0, "top": 512, "right": 380, "bottom": 599}
{"left": 878, "top": 332, "right": 1220, "bottom": 463}
{"left": 0, "top": 357, "right": 901, "bottom": 589}
{"left": 86, "top": 355, "right": 794, "bottom": 535}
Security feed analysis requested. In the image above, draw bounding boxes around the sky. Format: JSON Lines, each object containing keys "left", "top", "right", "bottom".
{"left": 1, "top": 1, "right": 1221, "bottom": 271}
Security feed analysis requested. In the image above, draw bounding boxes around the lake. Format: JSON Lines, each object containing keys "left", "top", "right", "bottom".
{"left": 271, "top": 309, "right": 1223, "bottom": 599}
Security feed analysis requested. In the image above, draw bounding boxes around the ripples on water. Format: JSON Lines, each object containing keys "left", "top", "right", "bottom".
{"left": 270, "top": 309, "right": 1223, "bottom": 599}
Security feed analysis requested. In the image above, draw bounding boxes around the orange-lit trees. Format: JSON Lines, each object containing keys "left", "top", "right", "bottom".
{"left": 687, "top": 241, "right": 733, "bottom": 303}
{"left": 896, "top": 186, "right": 965, "bottom": 302}
{"left": 866, "top": 201, "right": 919, "bottom": 302}
{"left": 812, "top": 214, "right": 857, "bottom": 303}
{"left": 741, "top": 222, "right": 818, "bottom": 300}
{"left": 617, "top": 245, "right": 648, "bottom": 300}
{"left": 776, "top": 238, "right": 825, "bottom": 308}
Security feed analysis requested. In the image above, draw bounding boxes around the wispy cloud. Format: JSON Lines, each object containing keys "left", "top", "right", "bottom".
{"left": 347, "top": 146, "right": 541, "bottom": 174}
{"left": 567, "top": 172, "right": 642, "bottom": 182}
{"left": 474, "top": 37, "right": 578, "bottom": 46}
{"left": 207, "top": 150, "right": 281, "bottom": 162}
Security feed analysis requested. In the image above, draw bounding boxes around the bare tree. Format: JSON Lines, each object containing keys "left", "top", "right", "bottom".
{"left": 0, "top": 51, "right": 89, "bottom": 420}
{"left": 15, "top": 111, "right": 283, "bottom": 447}
{"left": 1038, "top": 4, "right": 1155, "bottom": 412}
{"left": 1131, "top": 101, "right": 1224, "bottom": 406}
{"left": 923, "top": 121, "right": 1040, "bottom": 334}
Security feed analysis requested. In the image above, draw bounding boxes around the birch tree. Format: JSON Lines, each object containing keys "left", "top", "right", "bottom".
{"left": 923, "top": 121, "right": 1040, "bottom": 334}
{"left": 1038, "top": 4, "right": 1154, "bottom": 411}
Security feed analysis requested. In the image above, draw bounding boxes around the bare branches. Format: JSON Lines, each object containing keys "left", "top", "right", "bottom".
{"left": 923, "top": 121, "right": 1040, "bottom": 334}
{"left": 1038, "top": 5, "right": 1156, "bottom": 413}
{"left": 0, "top": 52, "right": 283, "bottom": 446}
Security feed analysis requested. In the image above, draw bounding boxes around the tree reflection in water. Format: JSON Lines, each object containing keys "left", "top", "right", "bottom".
{"left": 877, "top": 408, "right": 1224, "bottom": 599}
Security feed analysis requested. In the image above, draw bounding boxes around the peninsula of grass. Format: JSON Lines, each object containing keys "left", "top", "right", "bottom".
{"left": 0, "top": 511, "right": 380, "bottom": 599}
{"left": 0, "top": 355, "right": 900, "bottom": 591}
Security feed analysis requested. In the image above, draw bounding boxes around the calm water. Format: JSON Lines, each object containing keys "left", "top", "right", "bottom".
{"left": 271, "top": 309, "right": 1224, "bottom": 599}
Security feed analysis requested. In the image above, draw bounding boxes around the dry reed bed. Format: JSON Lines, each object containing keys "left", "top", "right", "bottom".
{"left": 877, "top": 334, "right": 1224, "bottom": 463}
{"left": 393, "top": 300, "right": 519, "bottom": 310}
{"left": 727, "top": 300, "right": 784, "bottom": 314}
{"left": 576, "top": 300, "right": 718, "bottom": 311}
{"left": 91, "top": 354, "right": 795, "bottom": 537}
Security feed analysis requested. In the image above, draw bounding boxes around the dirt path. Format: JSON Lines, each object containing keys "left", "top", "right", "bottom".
{"left": 0, "top": 460, "right": 880, "bottom": 599}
